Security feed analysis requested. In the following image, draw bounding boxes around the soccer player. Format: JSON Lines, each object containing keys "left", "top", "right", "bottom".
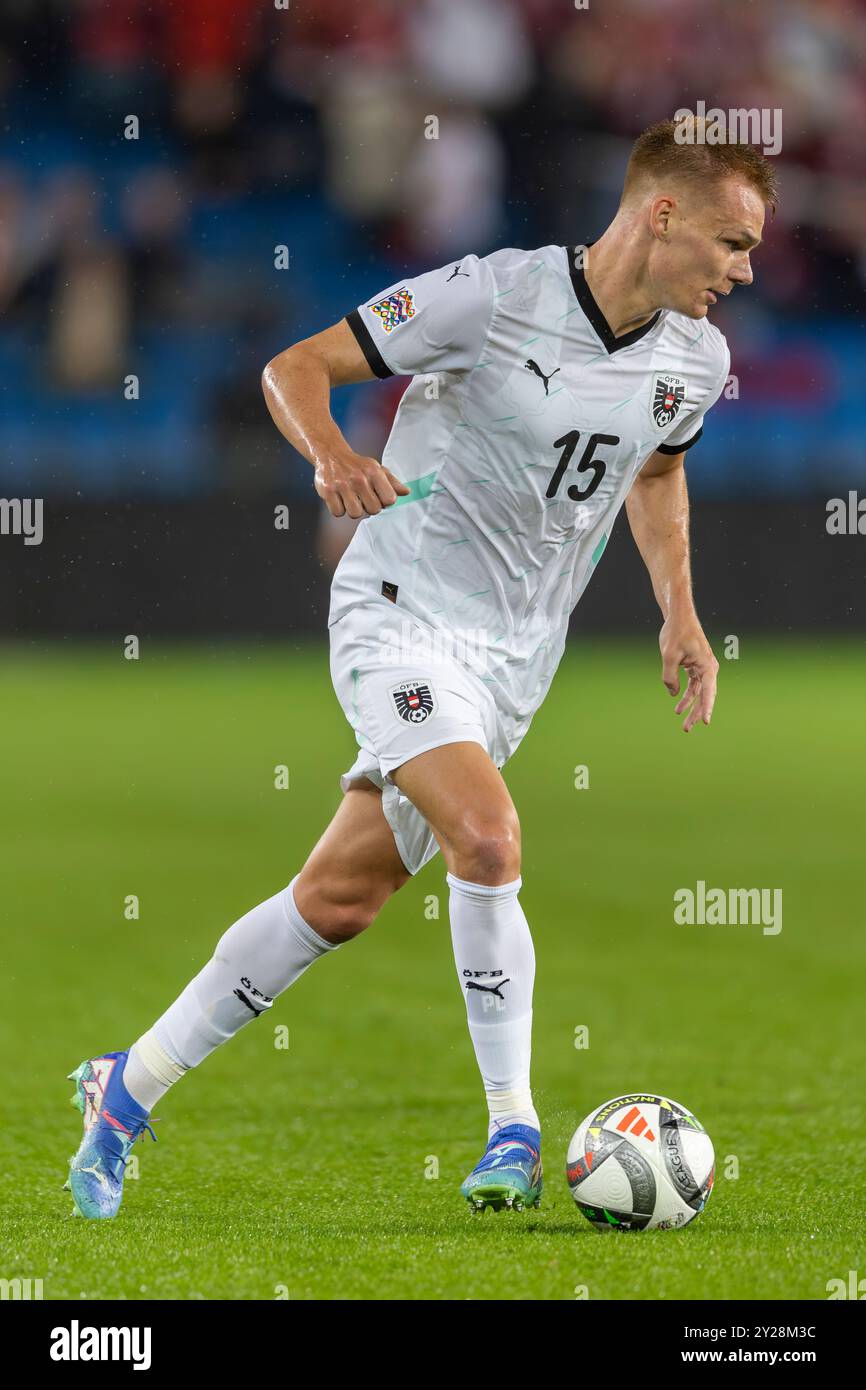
{"left": 65, "top": 118, "right": 775, "bottom": 1217}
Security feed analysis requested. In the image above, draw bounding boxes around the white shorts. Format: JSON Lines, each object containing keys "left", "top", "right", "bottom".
{"left": 329, "top": 599, "right": 513, "bottom": 875}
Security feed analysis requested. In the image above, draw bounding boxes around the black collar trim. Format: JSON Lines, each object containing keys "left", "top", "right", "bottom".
{"left": 566, "top": 244, "right": 662, "bottom": 354}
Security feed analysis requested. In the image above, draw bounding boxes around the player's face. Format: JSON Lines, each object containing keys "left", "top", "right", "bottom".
{"left": 653, "top": 178, "right": 765, "bottom": 319}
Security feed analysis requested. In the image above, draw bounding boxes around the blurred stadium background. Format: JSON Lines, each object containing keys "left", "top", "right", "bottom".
{"left": 0, "top": 0, "right": 863, "bottom": 633}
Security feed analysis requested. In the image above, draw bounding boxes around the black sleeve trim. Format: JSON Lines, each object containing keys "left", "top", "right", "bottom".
{"left": 656, "top": 426, "right": 703, "bottom": 456}
{"left": 345, "top": 309, "right": 393, "bottom": 380}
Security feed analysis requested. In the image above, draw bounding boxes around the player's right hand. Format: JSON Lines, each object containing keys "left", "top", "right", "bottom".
{"left": 314, "top": 451, "right": 411, "bottom": 519}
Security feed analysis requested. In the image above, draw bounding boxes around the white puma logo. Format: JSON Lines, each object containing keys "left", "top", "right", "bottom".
{"left": 77, "top": 1161, "right": 110, "bottom": 1191}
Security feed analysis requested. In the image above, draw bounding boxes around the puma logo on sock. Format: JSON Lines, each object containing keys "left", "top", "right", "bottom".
{"left": 466, "top": 977, "right": 510, "bottom": 1000}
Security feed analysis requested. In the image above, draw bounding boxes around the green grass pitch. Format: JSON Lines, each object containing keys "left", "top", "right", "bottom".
{"left": 1, "top": 637, "right": 863, "bottom": 1300}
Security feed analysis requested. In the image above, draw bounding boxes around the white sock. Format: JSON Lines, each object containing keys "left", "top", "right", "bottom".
{"left": 124, "top": 875, "right": 338, "bottom": 1110}
{"left": 446, "top": 871, "right": 540, "bottom": 1140}
{"left": 125, "top": 1032, "right": 186, "bottom": 1111}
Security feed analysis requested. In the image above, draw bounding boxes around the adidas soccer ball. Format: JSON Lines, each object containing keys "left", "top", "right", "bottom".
{"left": 566, "top": 1093, "right": 714, "bottom": 1231}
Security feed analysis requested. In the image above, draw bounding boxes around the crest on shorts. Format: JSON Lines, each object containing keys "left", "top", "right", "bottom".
{"left": 652, "top": 374, "right": 687, "bottom": 428}
{"left": 390, "top": 679, "right": 437, "bottom": 724}
{"left": 368, "top": 287, "right": 415, "bottom": 334}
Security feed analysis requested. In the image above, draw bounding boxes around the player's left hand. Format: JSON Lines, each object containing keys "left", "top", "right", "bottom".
{"left": 659, "top": 615, "right": 719, "bottom": 732}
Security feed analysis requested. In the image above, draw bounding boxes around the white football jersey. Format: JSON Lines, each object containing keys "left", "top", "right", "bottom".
{"left": 331, "top": 243, "right": 730, "bottom": 745}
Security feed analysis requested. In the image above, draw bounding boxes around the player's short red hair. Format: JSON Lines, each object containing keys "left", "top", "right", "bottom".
{"left": 622, "top": 117, "right": 778, "bottom": 213}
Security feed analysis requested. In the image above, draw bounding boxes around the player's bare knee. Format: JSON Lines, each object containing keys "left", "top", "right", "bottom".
{"left": 320, "top": 901, "right": 376, "bottom": 944}
{"left": 300, "top": 889, "right": 374, "bottom": 944}
{"left": 296, "top": 867, "right": 405, "bottom": 944}
{"left": 450, "top": 812, "right": 521, "bottom": 885}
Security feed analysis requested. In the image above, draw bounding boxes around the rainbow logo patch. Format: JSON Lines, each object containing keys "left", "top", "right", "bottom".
{"left": 368, "top": 287, "right": 416, "bottom": 334}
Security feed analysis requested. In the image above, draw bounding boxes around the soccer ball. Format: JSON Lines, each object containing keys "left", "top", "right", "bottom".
{"left": 566, "top": 1093, "right": 714, "bottom": 1231}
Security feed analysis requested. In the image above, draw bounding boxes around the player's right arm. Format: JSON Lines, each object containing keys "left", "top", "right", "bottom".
{"left": 261, "top": 319, "right": 410, "bottom": 519}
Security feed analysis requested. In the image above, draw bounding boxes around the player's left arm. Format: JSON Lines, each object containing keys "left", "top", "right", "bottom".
{"left": 626, "top": 449, "right": 719, "bottom": 733}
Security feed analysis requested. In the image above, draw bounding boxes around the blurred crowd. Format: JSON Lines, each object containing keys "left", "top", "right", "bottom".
{"left": 0, "top": 0, "right": 864, "bottom": 500}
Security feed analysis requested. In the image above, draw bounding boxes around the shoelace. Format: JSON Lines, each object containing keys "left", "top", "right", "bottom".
{"left": 480, "top": 1142, "right": 536, "bottom": 1168}
{"left": 102, "top": 1109, "right": 159, "bottom": 1170}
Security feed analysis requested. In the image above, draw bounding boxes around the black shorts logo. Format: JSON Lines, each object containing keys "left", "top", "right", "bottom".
{"left": 653, "top": 374, "right": 686, "bottom": 428}
{"left": 390, "top": 680, "right": 436, "bottom": 724}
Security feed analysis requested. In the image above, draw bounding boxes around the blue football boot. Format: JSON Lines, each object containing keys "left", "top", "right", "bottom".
{"left": 64, "top": 1051, "right": 156, "bottom": 1218}
{"left": 461, "top": 1123, "right": 542, "bottom": 1212}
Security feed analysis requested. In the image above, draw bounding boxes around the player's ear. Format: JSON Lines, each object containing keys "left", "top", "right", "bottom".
{"left": 650, "top": 196, "right": 675, "bottom": 240}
